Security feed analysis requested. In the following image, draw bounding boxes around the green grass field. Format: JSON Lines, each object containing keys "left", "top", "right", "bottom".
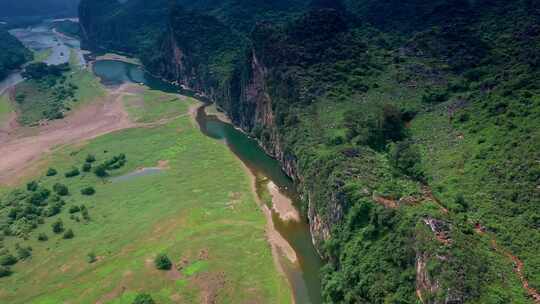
{"left": 12, "top": 66, "right": 104, "bottom": 125}
{"left": 0, "top": 92, "right": 291, "bottom": 303}
{"left": 123, "top": 89, "right": 189, "bottom": 123}
{"left": 31, "top": 49, "right": 53, "bottom": 64}
{"left": 0, "top": 93, "right": 14, "bottom": 125}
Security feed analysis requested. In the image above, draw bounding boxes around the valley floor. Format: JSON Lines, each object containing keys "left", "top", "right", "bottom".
{"left": 0, "top": 77, "right": 291, "bottom": 303}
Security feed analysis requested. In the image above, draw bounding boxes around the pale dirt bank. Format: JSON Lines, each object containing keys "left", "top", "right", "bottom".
{"left": 0, "top": 84, "right": 140, "bottom": 185}
{"left": 268, "top": 181, "right": 301, "bottom": 222}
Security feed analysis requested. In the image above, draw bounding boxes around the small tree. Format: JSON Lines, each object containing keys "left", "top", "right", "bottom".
{"left": 85, "top": 154, "right": 96, "bottom": 163}
{"left": 81, "top": 187, "right": 96, "bottom": 196}
{"left": 46, "top": 168, "right": 58, "bottom": 176}
{"left": 63, "top": 229, "right": 74, "bottom": 239}
{"left": 0, "top": 266, "right": 12, "bottom": 278}
{"left": 37, "top": 233, "right": 48, "bottom": 241}
{"left": 53, "top": 183, "right": 69, "bottom": 196}
{"left": 69, "top": 205, "right": 81, "bottom": 214}
{"left": 87, "top": 252, "right": 97, "bottom": 264}
{"left": 82, "top": 163, "right": 92, "bottom": 172}
{"left": 154, "top": 253, "right": 172, "bottom": 270}
{"left": 16, "top": 246, "right": 32, "bottom": 260}
{"left": 94, "top": 165, "right": 108, "bottom": 178}
{"left": 65, "top": 167, "right": 80, "bottom": 178}
{"left": 26, "top": 181, "right": 38, "bottom": 191}
{"left": 133, "top": 293, "right": 155, "bottom": 304}
{"left": 52, "top": 220, "right": 64, "bottom": 234}
{"left": 0, "top": 254, "right": 17, "bottom": 266}
{"left": 82, "top": 207, "right": 90, "bottom": 221}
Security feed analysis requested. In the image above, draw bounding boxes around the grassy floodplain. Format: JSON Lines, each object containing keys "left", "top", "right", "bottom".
{"left": 12, "top": 50, "right": 104, "bottom": 126}
{"left": 0, "top": 88, "right": 291, "bottom": 303}
{"left": 0, "top": 93, "right": 14, "bottom": 124}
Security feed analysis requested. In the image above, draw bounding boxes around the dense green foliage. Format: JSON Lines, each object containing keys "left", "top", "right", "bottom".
{"left": 22, "top": 63, "right": 69, "bottom": 80}
{"left": 15, "top": 63, "right": 80, "bottom": 125}
{"left": 80, "top": 0, "right": 540, "bottom": 303}
{"left": 52, "top": 20, "right": 80, "bottom": 38}
{"left": 0, "top": 28, "right": 31, "bottom": 80}
{"left": 132, "top": 293, "right": 155, "bottom": 304}
{"left": 154, "top": 253, "right": 172, "bottom": 270}
{"left": 0, "top": 154, "right": 125, "bottom": 277}
{"left": 0, "top": 0, "right": 79, "bottom": 18}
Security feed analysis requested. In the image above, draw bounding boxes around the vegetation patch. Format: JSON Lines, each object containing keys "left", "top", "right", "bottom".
{"left": 182, "top": 260, "right": 209, "bottom": 277}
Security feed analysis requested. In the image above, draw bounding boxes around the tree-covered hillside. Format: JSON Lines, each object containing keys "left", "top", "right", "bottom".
{"left": 0, "top": 28, "right": 32, "bottom": 80}
{"left": 0, "top": 0, "right": 79, "bottom": 18}
{"left": 80, "top": 0, "right": 540, "bottom": 303}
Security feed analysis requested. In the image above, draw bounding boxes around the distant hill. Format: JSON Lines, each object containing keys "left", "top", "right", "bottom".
{"left": 0, "top": 0, "right": 79, "bottom": 19}
{"left": 0, "top": 28, "right": 32, "bottom": 80}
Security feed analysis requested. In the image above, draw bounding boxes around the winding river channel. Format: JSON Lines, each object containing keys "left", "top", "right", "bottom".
{"left": 93, "top": 59, "right": 323, "bottom": 304}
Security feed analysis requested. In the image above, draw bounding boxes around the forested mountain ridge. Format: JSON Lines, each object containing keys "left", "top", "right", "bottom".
{"left": 0, "top": 0, "right": 79, "bottom": 18}
{"left": 0, "top": 28, "right": 32, "bottom": 80}
{"left": 79, "top": 0, "right": 540, "bottom": 303}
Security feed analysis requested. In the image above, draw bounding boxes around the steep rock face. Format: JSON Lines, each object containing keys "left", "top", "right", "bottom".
{"left": 225, "top": 48, "right": 344, "bottom": 252}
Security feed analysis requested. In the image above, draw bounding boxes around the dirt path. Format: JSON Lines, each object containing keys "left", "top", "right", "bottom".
{"left": 0, "top": 84, "right": 138, "bottom": 185}
{"left": 474, "top": 225, "right": 540, "bottom": 303}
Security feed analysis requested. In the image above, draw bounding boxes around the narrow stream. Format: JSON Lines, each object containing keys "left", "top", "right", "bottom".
{"left": 93, "top": 59, "right": 323, "bottom": 304}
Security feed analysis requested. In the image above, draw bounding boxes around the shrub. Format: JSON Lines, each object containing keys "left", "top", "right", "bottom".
{"left": 344, "top": 104, "right": 406, "bottom": 150}
{"left": 46, "top": 168, "right": 58, "bottom": 176}
{"left": 45, "top": 202, "right": 62, "bottom": 217}
{"left": 154, "top": 253, "right": 172, "bottom": 270}
{"left": 65, "top": 167, "right": 80, "bottom": 178}
{"left": 81, "top": 207, "right": 90, "bottom": 221}
{"left": 85, "top": 154, "right": 96, "bottom": 163}
{"left": 63, "top": 229, "right": 74, "bottom": 239}
{"left": 26, "top": 181, "right": 38, "bottom": 191}
{"left": 16, "top": 246, "right": 32, "bottom": 260}
{"left": 0, "top": 254, "right": 17, "bottom": 266}
{"left": 422, "top": 89, "right": 449, "bottom": 103}
{"left": 69, "top": 205, "right": 81, "bottom": 214}
{"left": 389, "top": 141, "right": 424, "bottom": 181}
{"left": 0, "top": 266, "right": 12, "bottom": 277}
{"left": 87, "top": 252, "right": 97, "bottom": 264}
{"left": 28, "top": 188, "right": 51, "bottom": 206}
{"left": 52, "top": 220, "right": 64, "bottom": 234}
{"left": 37, "top": 233, "right": 48, "bottom": 241}
{"left": 454, "top": 193, "right": 469, "bottom": 212}
{"left": 133, "top": 293, "right": 155, "bottom": 304}
{"left": 53, "top": 183, "right": 69, "bottom": 196}
{"left": 81, "top": 187, "right": 96, "bottom": 196}
{"left": 94, "top": 165, "right": 108, "bottom": 178}
{"left": 82, "top": 163, "right": 92, "bottom": 172}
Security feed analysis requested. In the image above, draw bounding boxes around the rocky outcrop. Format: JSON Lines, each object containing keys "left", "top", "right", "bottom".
{"left": 223, "top": 49, "right": 344, "bottom": 253}
{"left": 416, "top": 217, "right": 463, "bottom": 304}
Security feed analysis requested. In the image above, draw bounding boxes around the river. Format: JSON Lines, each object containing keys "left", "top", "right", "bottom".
{"left": 0, "top": 19, "right": 86, "bottom": 95}
{"left": 94, "top": 59, "right": 323, "bottom": 304}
